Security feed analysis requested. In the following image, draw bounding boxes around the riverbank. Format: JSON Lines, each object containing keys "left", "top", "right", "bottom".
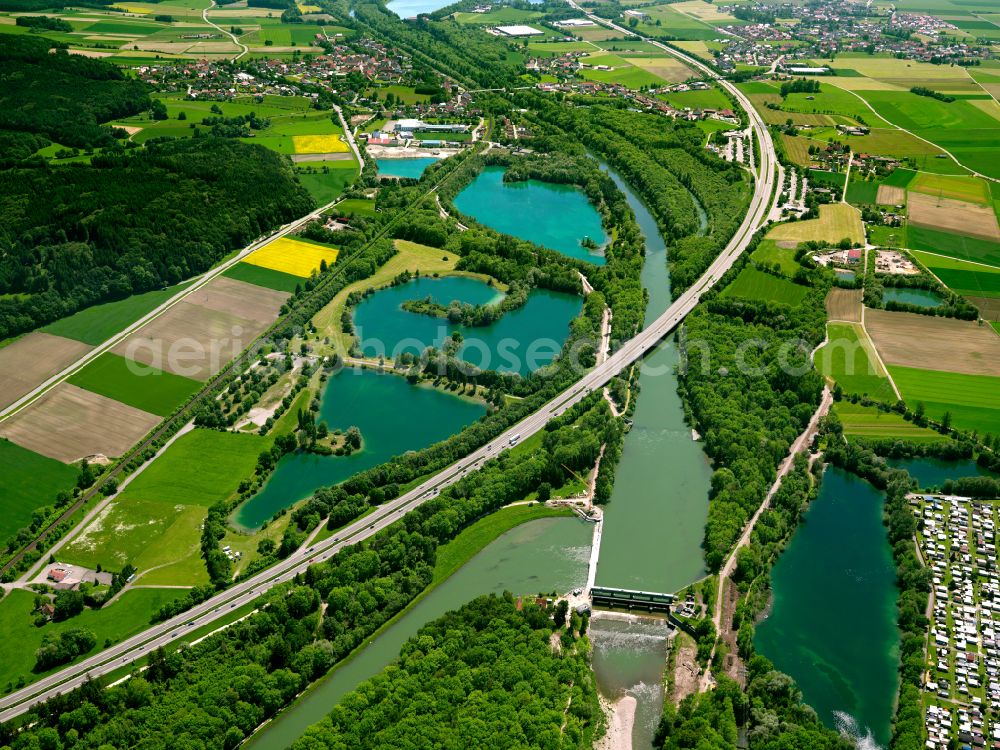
{"left": 598, "top": 695, "right": 637, "bottom": 750}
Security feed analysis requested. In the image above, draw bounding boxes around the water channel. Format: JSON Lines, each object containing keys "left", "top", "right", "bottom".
{"left": 233, "top": 368, "right": 485, "bottom": 528}
{"left": 353, "top": 275, "right": 581, "bottom": 376}
{"left": 246, "top": 517, "right": 593, "bottom": 750}
{"left": 755, "top": 466, "right": 899, "bottom": 748}
{"left": 454, "top": 166, "right": 609, "bottom": 265}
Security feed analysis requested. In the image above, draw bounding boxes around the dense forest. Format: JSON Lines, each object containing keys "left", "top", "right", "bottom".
{"left": 0, "top": 37, "right": 149, "bottom": 149}
{"left": 0, "top": 139, "right": 313, "bottom": 340}
{"left": 677, "top": 247, "right": 827, "bottom": 571}
{"left": 292, "top": 595, "right": 600, "bottom": 749}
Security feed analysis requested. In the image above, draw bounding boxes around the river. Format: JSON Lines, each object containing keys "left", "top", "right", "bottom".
{"left": 755, "top": 466, "right": 899, "bottom": 748}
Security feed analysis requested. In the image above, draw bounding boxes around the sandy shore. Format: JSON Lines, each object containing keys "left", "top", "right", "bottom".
{"left": 597, "top": 695, "right": 636, "bottom": 750}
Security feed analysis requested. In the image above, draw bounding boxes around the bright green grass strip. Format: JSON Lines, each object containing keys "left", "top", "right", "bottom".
{"left": 833, "top": 401, "right": 946, "bottom": 443}
{"left": 888, "top": 365, "right": 1000, "bottom": 435}
{"left": 0, "top": 588, "right": 185, "bottom": 691}
{"left": 336, "top": 198, "right": 376, "bottom": 217}
{"left": 118, "top": 428, "right": 269, "bottom": 508}
{"left": 295, "top": 167, "right": 358, "bottom": 204}
{"left": 907, "top": 225, "right": 1000, "bottom": 268}
{"left": 224, "top": 262, "right": 303, "bottom": 294}
{"left": 0, "top": 439, "right": 78, "bottom": 541}
{"left": 720, "top": 266, "right": 809, "bottom": 305}
{"left": 881, "top": 168, "right": 917, "bottom": 188}
{"left": 816, "top": 323, "right": 896, "bottom": 402}
{"left": 40, "top": 282, "right": 190, "bottom": 346}
{"left": 751, "top": 240, "right": 800, "bottom": 276}
{"left": 67, "top": 352, "right": 199, "bottom": 417}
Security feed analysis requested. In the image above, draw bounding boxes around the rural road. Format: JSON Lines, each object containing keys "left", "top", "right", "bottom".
{"left": 0, "top": 26, "right": 780, "bottom": 721}
{"left": 202, "top": 0, "right": 249, "bottom": 62}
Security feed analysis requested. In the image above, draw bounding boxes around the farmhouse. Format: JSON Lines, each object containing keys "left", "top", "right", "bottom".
{"left": 623, "top": 9, "right": 648, "bottom": 20}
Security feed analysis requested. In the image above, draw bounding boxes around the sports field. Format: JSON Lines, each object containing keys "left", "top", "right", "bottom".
{"left": 865, "top": 308, "right": 1000, "bottom": 377}
{"left": 767, "top": 204, "right": 866, "bottom": 246}
{"left": 67, "top": 352, "right": 199, "bottom": 417}
{"left": 889, "top": 365, "right": 1000, "bottom": 436}
{"left": 224, "top": 262, "right": 303, "bottom": 293}
{"left": 245, "top": 236, "right": 340, "bottom": 278}
{"left": 0, "top": 383, "right": 160, "bottom": 464}
{"left": 720, "top": 266, "right": 808, "bottom": 305}
{"left": 833, "top": 401, "right": 945, "bottom": 444}
{"left": 816, "top": 323, "right": 896, "bottom": 401}
{"left": 41, "top": 282, "right": 191, "bottom": 346}
{"left": 0, "top": 439, "right": 78, "bottom": 542}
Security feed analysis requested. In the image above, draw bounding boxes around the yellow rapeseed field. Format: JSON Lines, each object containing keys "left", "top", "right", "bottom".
{"left": 292, "top": 134, "right": 349, "bottom": 154}
{"left": 245, "top": 237, "right": 339, "bottom": 278}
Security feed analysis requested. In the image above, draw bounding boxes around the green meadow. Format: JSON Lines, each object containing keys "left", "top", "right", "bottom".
{"left": 889, "top": 365, "right": 1000, "bottom": 436}
{"left": 907, "top": 226, "right": 1000, "bottom": 268}
{"left": 750, "top": 241, "right": 800, "bottom": 276}
{"left": 67, "top": 353, "right": 200, "bottom": 417}
{"left": 833, "top": 401, "right": 945, "bottom": 444}
{"left": 224, "top": 262, "right": 303, "bottom": 294}
{"left": 720, "top": 266, "right": 809, "bottom": 305}
{"left": 0, "top": 439, "right": 78, "bottom": 542}
{"left": 816, "top": 323, "right": 896, "bottom": 402}
{"left": 911, "top": 251, "right": 1000, "bottom": 297}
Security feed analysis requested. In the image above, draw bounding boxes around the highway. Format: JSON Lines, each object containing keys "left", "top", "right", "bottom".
{"left": 0, "top": 27, "right": 778, "bottom": 722}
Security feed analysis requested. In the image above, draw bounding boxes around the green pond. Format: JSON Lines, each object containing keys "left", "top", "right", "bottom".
{"left": 453, "top": 166, "right": 608, "bottom": 265}
{"left": 375, "top": 157, "right": 438, "bottom": 179}
{"left": 353, "top": 275, "right": 582, "bottom": 376}
{"left": 886, "top": 455, "right": 997, "bottom": 489}
{"left": 233, "top": 368, "right": 485, "bottom": 528}
{"left": 883, "top": 287, "right": 943, "bottom": 308}
{"left": 245, "top": 516, "right": 592, "bottom": 750}
{"left": 755, "top": 466, "right": 899, "bottom": 748}
{"left": 594, "top": 165, "right": 712, "bottom": 595}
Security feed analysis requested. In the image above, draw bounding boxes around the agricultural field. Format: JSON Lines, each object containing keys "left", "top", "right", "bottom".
{"left": 294, "top": 162, "right": 359, "bottom": 203}
{"left": 0, "top": 439, "right": 78, "bottom": 542}
{"left": 453, "top": 7, "right": 541, "bottom": 24}
{"left": 816, "top": 322, "right": 897, "bottom": 402}
{"left": 766, "top": 204, "right": 866, "bottom": 246}
{"left": 656, "top": 85, "right": 731, "bottom": 112}
{"left": 0, "top": 383, "right": 161, "bottom": 464}
{"left": 875, "top": 184, "right": 906, "bottom": 206}
{"left": 40, "top": 282, "right": 191, "bottom": 346}
{"left": 825, "top": 288, "right": 864, "bottom": 323}
{"left": 832, "top": 401, "right": 946, "bottom": 443}
{"left": 911, "top": 251, "right": 1000, "bottom": 300}
{"left": 0, "top": 588, "right": 186, "bottom": 691}
{"left": 907, "top": 172, "right": 991, "bottom": 204}
{"left": 0, "top": 333, "right": 93, "bottom": 411}
{"left": 66, "top": 353, "right": 199, "bottom": 418}
{"left": 578, "top": 54, "right": 675, "bottom": 88}
{"left": 888, "top": 365, "right": 1000, "bottom": 436}
{"left": 907, "top": 225, "right": 1000, "bottom": 268}
{"left": 633, "top": 3, "right": 720, "bottom": 40}
{"left": 245, "top": 236, "right": 340, "bottom": 278}
{"left": 224, "top": 262, "right": 304, "bottom": 294}
{"left": 907, "top": 192, "right": 1000, "bottom": 241}
{"left": 864, "top": 308, "right": 1000, "bottom": 377}
{"left": 719, "top": 266, "right": 809, "bottom": 305}
{"left": 750, "top": 240, "right": 800, "bottom": 276}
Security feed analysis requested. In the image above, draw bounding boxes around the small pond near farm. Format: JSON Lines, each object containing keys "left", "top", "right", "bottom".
{"left": 886, "top": 455, "right": 998, "bottom": 489}
{"left": 883, "top": 287, "right": 944, "bottom": 308}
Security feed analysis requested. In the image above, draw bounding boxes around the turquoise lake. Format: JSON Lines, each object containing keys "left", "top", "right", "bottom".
{"left": 887, "top": 455, "right": 997, "bottom": 488}
{"left": 376, "top": 157, "right": 438, "bottom": 179}
{"left": 233, "top": 368, "right": 484, "bottom": 528}
{"left": 883, "top": 287, "right": 943, "bottom": 308}
{"left": 755, "top": 466, "right": 899, "bottom": 748}
{"left": 353, "top": 275, "right": 582, "bottom": 376}
{"left": 453, "top": 166, "right": 608, "bottom": 265}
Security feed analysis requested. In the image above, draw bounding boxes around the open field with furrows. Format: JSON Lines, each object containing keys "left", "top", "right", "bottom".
{"left": 876, "top": 185, "right": 906, "bottom": 205}
{"left": 224, "top": 262, "right": 304, "bottom": 294}
{"left": 864, "top": 308, "right": 1000, "bottom": 377}
{"left": 907, "top": 192, "right": 1000, "bottom": 241}
{"left": 767, "top": 204, "right": 866, "bottom": 246}
{"left": 825, "top": 288, "right": 864, "bottom": 322}
{"left": 61, "top": 427, "right": 269, "bottom": 583}
{"left": 911, "top": 251, "right": 1000, "bottom": 300}
{"left": 313, "top": 240, "right": 498, "bottom": 356}
{"left": 66, "top": 352, "right": 200, "bottom": 418}
{"left": 0, "top": 588, "right": 186, "bottom": 691}
{"left": 182, "top": 276, "right": 290, "bottom": 325}
{"left": 112, "top": 302, "right": 257, "bottom": 382}
{"left": 0, "top": 333, "right": 94, "bottom": 411}
{"left": 0, "top": 439, "right": 79, "bottom": 542}
{"left": 888, "top": 365, "right": 1000, "bottom": 436}
{"left": 245, "top": 236, "right": 340, "bottom": 278}
{"left": 833, "top": 401, "right": 946, "bottom": 443}
{"left": 907, "top": 172, "right": 991, "bottom": 204}
{"left": 621, "top": 55, "right": 694, "bottom": 83}
{"left": 816, "top": 322, "right": 896, "bottom": 402}
{"left": 0, "top": 383, "right": 160, "bottom": 464}
{"left": 40, "top": 282, "right": 191, "bottom": 346}
{"left": 719, "top": 267, "right": 808, "bottom": 305}
{"left": 907, "top": 226, "right": 1000, "bottom": 269}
